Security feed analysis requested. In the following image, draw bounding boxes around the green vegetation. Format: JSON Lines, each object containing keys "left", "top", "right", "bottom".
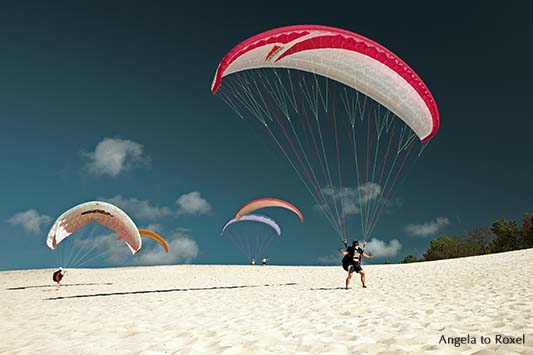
{"left": 401, "top": 213, "right": 533, "bottom": 263}
{"left": 400, "top": 255, "right": 421, "bottom": 263}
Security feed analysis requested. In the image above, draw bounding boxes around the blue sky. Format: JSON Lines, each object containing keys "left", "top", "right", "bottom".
{"left": 1, "top": 1, "right": 531, "bottom": 270}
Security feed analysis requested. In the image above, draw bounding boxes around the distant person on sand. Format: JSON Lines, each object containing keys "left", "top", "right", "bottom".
{"left": 261, "top": 257, "right": 268, "bottom": 266}
{"left": 250, "top": 258, "right": 256, "bottom": 265}
{"left": 52, "top": 268, "right": 66, "bottom": 286}
{"left": 339, "top": 240, "right": 373, "bottom": 289}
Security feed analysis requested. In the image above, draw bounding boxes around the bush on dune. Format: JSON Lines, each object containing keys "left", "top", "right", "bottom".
{"left": 521, "top": 213, "right": 533, "bottom": 248}
{"left": 401, "top": 255, "right": 421, "bottom": 263}
{"left": 423, "top": 236, "right": 479, "bottom": 261}
{"left": 414, "top": 213, "right": 532, "bottom": 262}
{"left": 489, "top": 219, "right": 522, "bottom": 253}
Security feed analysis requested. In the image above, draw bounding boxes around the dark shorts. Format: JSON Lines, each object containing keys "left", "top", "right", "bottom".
{"left": 342, "top": 258, "right": 362, "bottom": 273}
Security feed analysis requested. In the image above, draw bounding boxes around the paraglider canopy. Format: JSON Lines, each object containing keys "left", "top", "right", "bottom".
{"left": 138, "top": 229, "right": 169, "bottom": 253}
{"left": 235, "top": 198, "right": 304, "bottom": 222}
{"left": 212, "top": 24, "right": 439, "bottom": 141}
{"left": 221, "top": 214, "right": 282, "bottom": 236}
{"left": 47, "top": 201, "right": 142, "bottom": 254}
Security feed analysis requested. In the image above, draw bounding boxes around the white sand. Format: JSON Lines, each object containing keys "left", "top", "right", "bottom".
{"left": 1, "top": 249, "right": 532, "bottom": 355}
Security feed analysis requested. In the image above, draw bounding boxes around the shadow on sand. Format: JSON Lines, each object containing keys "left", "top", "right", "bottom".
{"left": 45, "top": 283, "right": 298, "bottom": 301}
{"left": 7, "top": 283, "right": 113, "bottom": 290}
{"left": 310, "top": 287, "right": 347, "bottom": 290}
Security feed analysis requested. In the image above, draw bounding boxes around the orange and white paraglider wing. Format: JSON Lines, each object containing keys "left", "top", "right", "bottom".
{"left": 46, "top": 201, "right": 142, "bottom": 254}
{"left": 234, "top": 198, "right": 304, "bottom": 222}
{"left": 138, "top": 229, "right": 169, "bottom": 253}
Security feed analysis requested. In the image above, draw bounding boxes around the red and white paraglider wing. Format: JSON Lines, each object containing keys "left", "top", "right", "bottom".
{"left": 46, "top": 201, "right": 142, "bottom": 254}
{"left": 212, "top": 25, "right": 439, "bottom": 141}
{"left": 234, "top": 198, "right": 304, "bottom": 222}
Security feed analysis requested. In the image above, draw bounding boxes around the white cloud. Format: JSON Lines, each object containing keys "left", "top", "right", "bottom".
{"left": 84, "top": 137, "right": 146, "bottom": 177}
{"left": 101, "top": 192, "right": 213, "bottom": 221}
{"left": 318, "top": 187, "right": 359, "bottom": 215}
{"left": 136, "top": 228, "right": 199, "bottom": 265}
{"left": 173, "top": 226, "right": 192, "bottom": 234}
{"left": 384, "top": 197, "right": 404, "bottom": 211}
{"left": 405, "top": 217, "right": 450, "bottom": 237}
{"left": 317, "top": 254, "right": 342, "bottom": 265}
{"left": 8, "top": 209, "right": 51, "bottom": 234}
{"left": 317, "top": 182, "right": 382, "bottom": 216}
{"left": 103, "top": 195, "right": 172, "bottom": 221}
{"left": 358, "top": 182, "right": 382, "bottom": 203}
{"left": 365, "top": 238, "right": 402, "bottom": 258}
{"left": 176, "top": 192, "right": 212, "bottom": 216}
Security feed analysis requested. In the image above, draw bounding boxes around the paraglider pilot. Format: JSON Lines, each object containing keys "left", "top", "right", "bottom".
{"left": 339, "top": 240, "right": 373, "bottom": 289}
{"left": 52, "top": 267, "right": 66, "bottom": 286}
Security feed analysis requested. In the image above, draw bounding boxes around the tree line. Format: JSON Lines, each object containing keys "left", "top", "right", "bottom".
{"left": 401, "top": 213, "right": 533, "bottom": 263}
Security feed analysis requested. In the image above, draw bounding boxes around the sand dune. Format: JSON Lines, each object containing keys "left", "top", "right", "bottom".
{"left": 1, "top": 249, "right": 532, "bottom": 354}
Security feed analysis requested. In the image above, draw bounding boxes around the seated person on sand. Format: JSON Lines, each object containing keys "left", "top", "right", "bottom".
{"left": 261, "top": 257, "right": 268, "bottom": 266}
{"left": 250, "top": 258, "right": 256, "bottom": 265}
{"left": 52, "top": 267, "right": 66, "bottom": 286}
{"left": 339, "top": 240, "right": 373, "bottom": 289}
